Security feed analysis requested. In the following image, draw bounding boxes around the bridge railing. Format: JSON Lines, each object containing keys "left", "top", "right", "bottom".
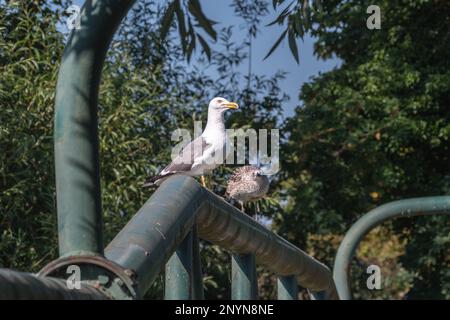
{"left": 0, "top": 175, "right": 338, "bottom": 300}
{"left": 0, "top": 0, "right": 338, "bottom": 300}
{"left": 1, "top": 1, "right": 446, "bottom": 300}
{"left": 104, "top": 175, "right": 338, "bottom": 299}
{"left": 333, "top": 195, "right": 450, "bottom": 300}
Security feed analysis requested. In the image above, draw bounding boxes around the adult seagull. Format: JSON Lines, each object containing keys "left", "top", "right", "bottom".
{"left": 144, "top": 97, "right": 239, "bottom": 187}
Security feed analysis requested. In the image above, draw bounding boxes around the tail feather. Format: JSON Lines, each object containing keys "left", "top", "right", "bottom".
{"left": 143, "top": 172, "right": 176, "bottom": 188}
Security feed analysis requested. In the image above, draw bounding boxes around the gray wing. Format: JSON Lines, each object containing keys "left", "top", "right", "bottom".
{"left": 143, "top": 136, "right": 211, "bottom": 186}
{"left": 160, "top": 136, "right": 211, "bottom": 175}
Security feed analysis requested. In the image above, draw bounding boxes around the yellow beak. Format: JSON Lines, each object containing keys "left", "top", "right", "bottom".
{"left": 223, "top": 102, "right": 239, "bottom": 109}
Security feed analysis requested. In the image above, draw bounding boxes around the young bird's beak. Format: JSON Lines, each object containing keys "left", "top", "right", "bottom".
{"left": 257, "top": 172, "right": 269, "bottom": 177}
{"left": 222, "top": 102, "right": 239, "bottom": 109}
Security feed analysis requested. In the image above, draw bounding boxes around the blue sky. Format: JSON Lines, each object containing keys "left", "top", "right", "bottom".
{"left": 69, "top": 0, "right": 341, "bottom": 117}
{"left": 200, "top": 1, "right": 340, "bottom": 117}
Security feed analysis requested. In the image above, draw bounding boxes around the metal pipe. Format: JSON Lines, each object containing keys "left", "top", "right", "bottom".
{"left": 191, "top": 224, "right": 205, "bottom": 299}
{"left": 0, "top": 269, "right": 107, "bottom": 300}
{"left": 51, "top": 0, "right": 337, "bottom": 300}
{"left": 105, "top": 175, "right": 338, "bottom": 299}
{"left": 277, "top": 275, "right": 298, "bottom": 300}
{"left": 309, "top": 290, "right": 326, "bottom": 300}
{"left": 105, "top": 175, "right": 202, "bottom": 296}
{"left": 333, "top": 196, "right": 450, "bottom": 300}
{"left": 54, "top": 0, "right": 136, "bottom": 256}
{"left": 165, "top": 231, "right": 193, "bottom": 300}
{"left": 232, "top": 253, "right": 258, "bottom": 300}
{"left": 199, "top": 187, "right": 339, "bottom": 300}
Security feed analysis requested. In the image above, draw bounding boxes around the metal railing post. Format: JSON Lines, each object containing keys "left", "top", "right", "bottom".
{"left": 231, "top": 253, "right": 258, "bottom": 300}
{"left": 53, "top": 0, "right": 136, "bottom": 257}
{"left": 165, "top": 231, "right": 193, "bottom": 300}
{"left": 192, "top": 224, "right": 205, "bottom": 299}
{"left": 277, "top": 275, "right": 298, "bottom": 300}
{"left": 333, "top": 195, "right": 450, "bottom": 300}
{"left": 309, "top": 291, "right": 326, "bottom": 300}
{"left": 104, "top": 176, "right": 338, "bottom": 299}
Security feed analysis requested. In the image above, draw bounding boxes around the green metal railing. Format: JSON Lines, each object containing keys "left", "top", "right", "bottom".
{"left": 1, "top": 0, "right": 447, "bottom": 300}
{"left": 333, "top": 196, "right": 450, "bottom": 300}
{"left": 102, "top": 175, "right": 338, "bottom": 299}
{"left": 0, "top": 0, "right": 338, "bottom": 300}
{"left": 0, "top": 175, "right": 338, "bottom": 300}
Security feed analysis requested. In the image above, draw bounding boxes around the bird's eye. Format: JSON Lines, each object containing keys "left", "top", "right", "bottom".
{"left": 217, "top": 99, "right": 223, "bottom": 104}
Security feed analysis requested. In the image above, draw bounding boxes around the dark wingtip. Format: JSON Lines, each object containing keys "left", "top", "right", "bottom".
{"left": 143, "top": 172, "right": 178, "bottom": 188}
{"left": 143, "top": 175, "right": 161, "bottom": 188}
{"left": 142, "top": 182, "right": 155, "bottom": 188}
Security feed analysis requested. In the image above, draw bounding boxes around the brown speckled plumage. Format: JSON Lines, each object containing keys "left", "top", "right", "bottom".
{"left": 225, "top": 166, "right": 270, "bottom": 203}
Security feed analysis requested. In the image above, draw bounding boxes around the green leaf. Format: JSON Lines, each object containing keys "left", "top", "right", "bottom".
{"left": 263, "top": 29, "right": 287, "bottom": 60}
{"left": 272, "top": 0, "right": 286, "bottom": 10}
{"left": 293, "top": 14, "right": 305, "bottom": 38}
{"left": 188, "top": 0, "right": 217, "bottom": 40}
{"left": 186, "top": 20, "right": 196, "bottom": 62}
{"left": 288, "top": 30, "right": 299, "bottom": 64}
{"left": 174, "top": 0, "right": 188, "bottom": 51}
{"left": 266, "top": 1, "right": 294, "bottom": 26}
{"left": 160, "top": 1, "right": 177, "bottom": 41}
{"left": 197, "top": 33, "right": 211, "bottom": 61}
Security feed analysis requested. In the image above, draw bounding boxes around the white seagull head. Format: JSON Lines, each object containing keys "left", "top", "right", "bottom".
{"left": 208, "top": 97, "right": 239, "bottom": 114}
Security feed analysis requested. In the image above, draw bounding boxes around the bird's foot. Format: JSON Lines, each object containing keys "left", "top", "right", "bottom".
{"left": 200, "top": 175, "right": 206, "bottom": 188}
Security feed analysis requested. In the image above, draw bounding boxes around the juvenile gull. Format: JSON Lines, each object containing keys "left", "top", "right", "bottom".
{"left": 225, "top": 166, "right": 270, "bottom": 215}
{"left": 144, "top": 97, "right": 239, "bottom": 187}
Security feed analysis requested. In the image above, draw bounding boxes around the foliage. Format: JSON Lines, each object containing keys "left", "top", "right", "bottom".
{"left": 0, "top": 0, "right": 65, "bottom": 271}
{"left": 0, "top": 0, "right": 285, "bottom": 299}
{"left": 1, "top": 0, "right": 448, "bottom": 301}
{"left": 160, "top": 0, "right": 322, "bottom": 63}
{"left": 159, "top": 0, "right": 218, "bottom": 61}
{"left": 281, "top": 0, "right": 450, "bottom": 299}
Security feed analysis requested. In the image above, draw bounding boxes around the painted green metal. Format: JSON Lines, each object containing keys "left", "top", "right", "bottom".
{"left": 0, "top": 268, "right": 107, "bottom": 300}
{"left": 37, "top": 255, "right": 139, "bottom": 299}
{"left": 277, "top": 275, "right": 298, "bottom": 300}
{"left": 333, "top": 195, "right": 450, "bottom": 300}
{"left": 232, "top": 254, "right": 258, "bottom": 300}
{"left": 105, "top": 175, "right": 202, "bottom": 296}
{"left": 54, "top": 0, "right": 136, "bottom": 257}
{"left": 165, "top": 231, "right": 193, "bottom": 300}
{"left": 47, "top": 0, "right": 338, "bottom": 301}
{"left": 105, "top": 175, "right": 338, "bottom": 299}
{"left": 191, "top": 224, "right": 205, "bottom": 299}
{"left": 3, "top": 0, "right": 339, "bottom": 300}
{"left": 309, "top": 290, "right": 326, "bottom": 300}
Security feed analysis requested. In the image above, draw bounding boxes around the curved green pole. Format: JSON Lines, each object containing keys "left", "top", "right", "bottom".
{"left": 333, "top": 196, "right": 450, "bottom": 300}
{"left": 54, "top": 0, "right": 136, "bottom": 257}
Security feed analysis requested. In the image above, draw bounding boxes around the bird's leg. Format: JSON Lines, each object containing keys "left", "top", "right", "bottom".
{"left": 239, "top": 201, "right": 245, "bottom": 213}
{"left": 254, "top": 202, "right": 259, "bottom": 221}
{"left": 200, "top": 175, "right": 206, "bottom": 188}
